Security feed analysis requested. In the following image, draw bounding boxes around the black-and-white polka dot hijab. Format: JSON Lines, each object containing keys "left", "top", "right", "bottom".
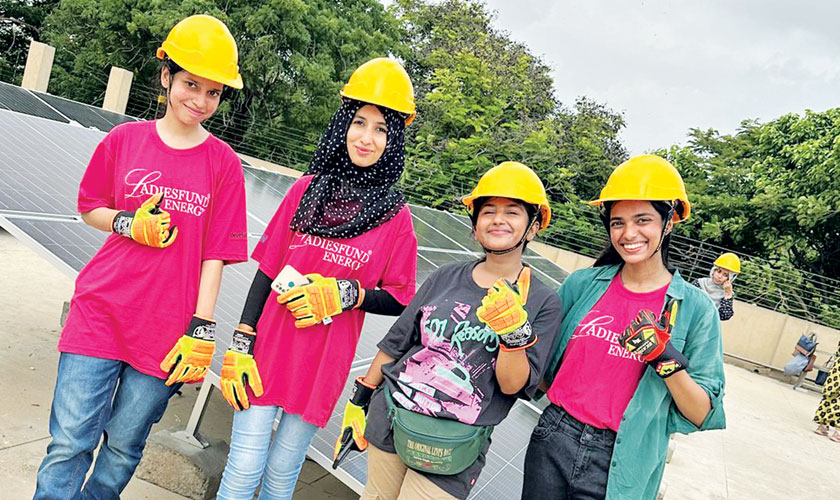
{"left": 290, "top": 99, "right": 407, "bottom": 239}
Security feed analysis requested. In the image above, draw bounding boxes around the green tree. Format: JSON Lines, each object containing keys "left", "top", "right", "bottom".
{"left": 654, "top": 109, "right": 840, "bottom": 328}
{"left": 659, "top": 109, "right": 840, "bottom": 279}
{"left": 0, "top": 0, "right": 60, "bottom": 82}
{"left": 391, "top": 0, "right": 626, "bottom": 248}
{"left": 41, "top": 0, "right": 403, "bottom": 164}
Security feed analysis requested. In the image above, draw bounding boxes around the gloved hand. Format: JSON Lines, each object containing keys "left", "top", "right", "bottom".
{"left": 477, "top": 267, "right": 537, "bottom": 351}
{"left": 220, "top": 328, "right": 264, "bottom": 411}
{"left": 618, "top": 299, "right": 689, "bottom": 378}
{"left": 277, "top": 274, "right": 362, "bottom": 328}
{"left": 332, "top": 376, "right": 376, "bottom": 469}
{"left": 160, "top": 315, "right": 216, "bottom": 386}
{"left": 111, "top": 192, "right": 178, "bottom": 248}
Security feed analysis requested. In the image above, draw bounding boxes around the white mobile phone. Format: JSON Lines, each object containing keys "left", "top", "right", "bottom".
{"left": 271, "top": 266, "right": 333, "bottom": 325}
{"left": 271, "top": 265, "right": 309, "bottom": 294}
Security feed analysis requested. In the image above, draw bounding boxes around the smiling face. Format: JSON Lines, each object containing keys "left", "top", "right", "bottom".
{"left": 346, "top": 104, "right": 388, "bottom": 167}
{"left": 161, "top": 67, "right": 223, "bottom": 125}
{"left": 474, "top": 197, "right": 538, "bottom": 253}
{"left": 608, "top": 200, "right": 671, "bottom": 265}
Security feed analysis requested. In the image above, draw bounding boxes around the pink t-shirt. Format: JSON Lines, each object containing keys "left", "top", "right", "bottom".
{"left": 249, "top": 175, "right": 418, "bottom": 427}
{"left": 547, "top": 274, "right": 668, "bottom": 431}
{"left": 59, "top": 121, "right": 248, "bottom": 378}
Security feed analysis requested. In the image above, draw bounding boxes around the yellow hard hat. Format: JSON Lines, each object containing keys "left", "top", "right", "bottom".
{"left": 156, "top": 15, "right": 243, "bottom": 89}
{"left": 714, "top": 252, "right": 741, "bottom": 274}
{"left": 589, "top": 154, "right": 691, "bottom": 222}
{"left": 462, "top": 161, "right": 552, "bottom": 231}
{"left": 340, "top": 58, "right": 416, "bottom": 126}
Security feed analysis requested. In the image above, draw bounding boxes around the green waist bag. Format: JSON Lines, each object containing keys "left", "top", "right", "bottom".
{"left": 385, "top": 385, "right": 492, "bottom": 476}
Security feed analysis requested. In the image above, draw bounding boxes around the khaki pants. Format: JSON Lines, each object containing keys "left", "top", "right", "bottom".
{"left": 361, "top": 444, "right": 459, "bottom": 500}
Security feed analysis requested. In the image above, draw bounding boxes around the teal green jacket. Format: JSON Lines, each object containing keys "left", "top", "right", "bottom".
{"left": 543, "top": 264, "right": 726, "bottom": 500}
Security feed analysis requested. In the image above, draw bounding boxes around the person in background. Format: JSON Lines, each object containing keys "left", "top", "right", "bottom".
{"left": 692, "top": 252, "right": 740, "bottom": 321}
{"left": 814, "top": 339, "right": 840, "bottom": 443}
{"left": 691, "top": 252, "right": 741, "bottom": 321}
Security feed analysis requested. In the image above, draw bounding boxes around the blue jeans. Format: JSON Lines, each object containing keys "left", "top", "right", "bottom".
{"left": 522, "top": 405, "right": 616, "bottom": 500}
{"left": 34, "top": 353, "right": 181, "bottom": 500}
{"left": 217, "top": 406, "right": 319, "bottom": 500}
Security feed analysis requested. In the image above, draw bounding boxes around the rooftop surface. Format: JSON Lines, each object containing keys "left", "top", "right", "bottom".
{"left": 1, "top": 228, "right": 837, "bottom": 499}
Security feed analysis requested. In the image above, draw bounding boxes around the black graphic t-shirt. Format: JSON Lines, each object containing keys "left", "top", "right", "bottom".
{"left": 365, "top": 260, "right": 563, "bottom": 498}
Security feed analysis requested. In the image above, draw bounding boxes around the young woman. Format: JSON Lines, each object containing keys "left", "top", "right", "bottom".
{"left": 522, "top": 155, "right": 726, "bottom": 500}
{"left": 342, "top": 162, "right": 563, "bottom": 500}
{"left": 34, "top": 15, "right": 247, "bottom": 499}
{"left": 692, "top": 252, "right": 740, "bottom": 321}
{"left": 216, "top": 58, "right": 419, "bottom": 500}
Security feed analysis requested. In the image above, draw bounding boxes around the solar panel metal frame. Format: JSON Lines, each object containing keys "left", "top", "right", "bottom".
{"left": 33, "top": 90, "right": 138, "bottom": 132}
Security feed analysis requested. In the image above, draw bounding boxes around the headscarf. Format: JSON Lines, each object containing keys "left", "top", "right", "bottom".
{"left": 696, "top": 266, "right": 728, "bottom": 306}
{"left": 289, "top": 99, "right": 407, "bottom": 238}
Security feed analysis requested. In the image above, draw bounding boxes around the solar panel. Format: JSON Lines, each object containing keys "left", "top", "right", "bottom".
{"left": 0, "top": 109, "right": 103, "bottom": 215}
{"left": 0, "top": 103, "right": 570, "bottom": 499}
{"left": 33, "top": 91, "right": 137, "bottom": 132}
{"left": 0, "top": 82, "right": 69, "bottom": 123}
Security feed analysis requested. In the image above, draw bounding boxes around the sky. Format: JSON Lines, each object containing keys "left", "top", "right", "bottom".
{"left": 391, "top": 0, "right": 840, "bottom": 154}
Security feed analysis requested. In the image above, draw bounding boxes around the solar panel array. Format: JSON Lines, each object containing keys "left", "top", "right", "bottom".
{"left": 0, "top": 85, "right": 569, "bottom": 498}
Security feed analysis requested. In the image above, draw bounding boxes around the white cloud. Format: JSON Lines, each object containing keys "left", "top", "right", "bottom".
{"left": 475, "top": 0, "right": 840, "bottom": 153}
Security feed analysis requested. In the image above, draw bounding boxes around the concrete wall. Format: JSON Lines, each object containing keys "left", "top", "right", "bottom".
{"left": 530, "top": 240, "right": 840, "bottom": 372}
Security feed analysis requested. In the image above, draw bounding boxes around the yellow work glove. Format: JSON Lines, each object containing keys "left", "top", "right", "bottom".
{"left": 111, "top": 192, "right": 178, "bottom": 248}
{"left": 333, "top": 377, "right": 376, "bottom": 469}
{"left": 277, "top": 274, "right": 362, "bottom": 328}
{"left": 477, "top": 267, "right": 537, "bottom": 351}
{"left": 220, "top": 328, "right": 264, "bottom": 411}
{"left": 160, "top": 315, "right": 216, "bottom": 385}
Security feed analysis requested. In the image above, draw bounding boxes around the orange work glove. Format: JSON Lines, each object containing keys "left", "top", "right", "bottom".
{"left": 160, "top": 315, "right": 215, "bottom": 385}
{"left": 276, "top": 274, "right": 362, "bottom": 328}
{"left": 111, "top": 192, "right": 178, "bottom": 248}
{"left": 220, "top": 328, "right": 264, "bottom": 411}
{"left": 476, "top": 267, "right": 537, "bottom": 351}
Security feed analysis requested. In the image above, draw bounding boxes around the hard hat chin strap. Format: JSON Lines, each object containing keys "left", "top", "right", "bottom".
{"left": 653, "top": 204, "right": 675, "bottom": 256}
{"left": 481, "top": 215, "right": 537, "bottom": 256}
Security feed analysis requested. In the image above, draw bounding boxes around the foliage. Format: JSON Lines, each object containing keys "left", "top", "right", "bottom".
{"left": 0, "top": 0, "right": 60, "bottom": 82}
{"left": 391, "top": 0, "right": 626, "bottom": 247}
{"left": 39, "top": 0, "right": 402, "bottom": 164}
{"left": 656, "top": 109, "right": 840, "bottom": 327}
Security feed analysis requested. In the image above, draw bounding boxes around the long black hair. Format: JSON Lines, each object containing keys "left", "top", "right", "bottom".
{"left": 593, "top": 200, "right": 675, "bottom": 268}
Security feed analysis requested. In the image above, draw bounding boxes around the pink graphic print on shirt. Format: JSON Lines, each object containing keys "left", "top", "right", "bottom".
{"left": 392, "top": 301, "right": 497, "bottom": 424}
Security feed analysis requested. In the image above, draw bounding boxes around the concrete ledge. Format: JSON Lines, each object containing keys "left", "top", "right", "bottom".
{"left": 135, "top": 430, "right": 229, "bottom": 500}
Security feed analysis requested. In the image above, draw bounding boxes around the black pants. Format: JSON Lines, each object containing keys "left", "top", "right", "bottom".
{"left": 522, "top": 404, "right": 616, "bottom": 500}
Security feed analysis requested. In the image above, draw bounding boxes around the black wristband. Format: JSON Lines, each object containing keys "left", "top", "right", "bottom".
{"left": 230, "top": 329, "right": 256, "bottom": 355}
{"left": 350, "top": 377, "right": 376, "bottom": 411}
{"left": 499, "top": 321, "right": 537, "bottom": 351}
{"left": 337, "top": 279, "right": 360, "bottom": 311}
{"left": 186, "top": 316, "right": 216, "bottom": 341}
{"left": 112, "top": 211, "right": 134, "bottom": 238}
{"left": 651, "top": 343, "right": 689, "bottom": 378}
